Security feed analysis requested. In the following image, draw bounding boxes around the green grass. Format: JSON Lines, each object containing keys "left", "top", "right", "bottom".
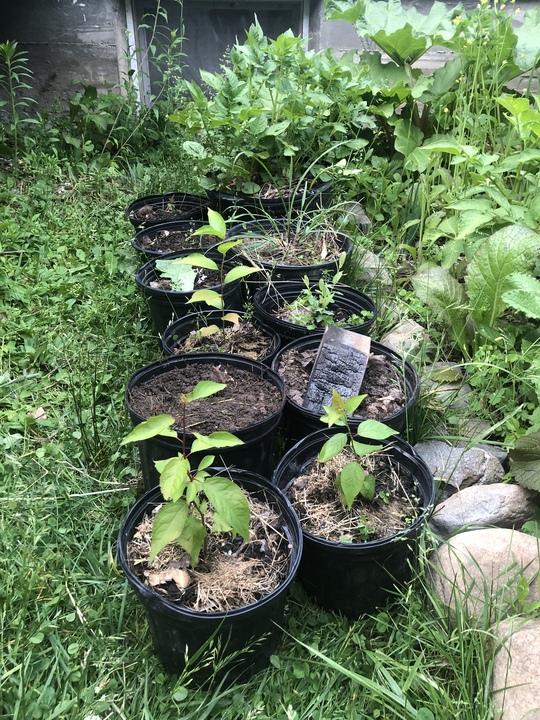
{"left": 0, "top": 152, "right": 501, "bottom": 719}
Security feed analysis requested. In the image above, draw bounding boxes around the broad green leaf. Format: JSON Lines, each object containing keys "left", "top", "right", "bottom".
{"left": 206, "top": 208, "right": 227, "bottom": 239}
{"left": 155, "top": 260, "right": 197, "bottom": 292}
{"left": 203, "top": 475, "right": 250, "bottom": 540}
{"left": 223, "top": 265, "right": 260, "bottom": 284}
{"left": 177, "top": 514, "right": 207, "bottom": 566}
{"left": 120, "top": 414, "right": 177, "bottom": 445}
{"left": 514, "top": 8, "right": 540, "bottom": 72}
{"left": 352, "top": 440, "right": 382, "bottom": 457}
{"left": 502, "top": 273, "right": 540, "bottom": 320}
{"left": 182, "top": 140, "right": 206, "bottom": 158}
{"left": 356, "top": 419, "right": 396, "bottom": 440}
{"left": 216, "top": 239, "right": 242, "bottom": 254}
{"left": 222, "top": 312, "right": 241, "bottom": 326}
{"left": 336, "top": 461, "right": 365, "bottom": 509}
{"left": 412, "top": 265, "right": 469, "bottom": 350}
{"left": 496, "top": 96, "right": 530, "bottom": 118}
{"left": 190, "top": 431, "right": 243, "bottom": 453}
{"left": 187, "top": 289, "right": 224, "bottom": 308}
{"left": 211, "top": 511, "right": 233, "bottom": 533}
{"left": 186, "top": 478, "right": 204, "bottom": 504}
{"left": 331, "top": 388, "right": 346, "bottom": 412}
{"left": 509, "top": 431, "right": 540, "bottom": 492}
{"left": 318, "top": 433, "right": 348, "bottom": 462}
{"left": 466, "top": 224, "right": 540, "bottom": 326}
{"left": 172, "top": 253, "right": 218, "bottom": 271}
{"left": 394, "top": 119, "right": 424, "bottom": 158}
{"left": 185, "top": 381, "right": 226, "bottom": 403}
{"left": 158, "top": 456, "right": 191, "bottom": 502}
{"left": 320, "top": 406, "right": 347, "bottom": 427}
{"left": 149, "top": 501, "right": 189, "bottom": 560}
{"left": 197, "top": 454, "right": 215, "bottom": 471}
{"left": 344, "top": 394, "right": 367, "bottom": 416}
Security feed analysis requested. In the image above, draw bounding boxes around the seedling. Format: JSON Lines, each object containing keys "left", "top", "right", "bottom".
{"left": 155, "top": 208, "right": 260, "bottom": 337}
{"left": 317, "top": 389, "right": 397, "bottom": 509}
{"left": 121, "top": 380, "right": 251, "bottom": 567}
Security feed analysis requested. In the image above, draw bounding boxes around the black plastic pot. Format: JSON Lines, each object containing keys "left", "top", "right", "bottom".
{"left": 207, "top": 179, "right": 333, "bottom": 220}
{"left": 117, "top": 469, "right": 303, "bottom": 685}
{"left": 271, "top": 334, "right": 420, "bottom": 441}
{"left": 252, "top": 281, "right": 376, "bottom": 343}
{"left": 135, "top": 249, "right": 244, "bottom": 337}
{"left": 131, "top": 220, "right": 213, "bottom": 260}
{"left": 124, "top": 354, "right": 286, "bottom": 489}
{"left": 161, "top": 310, "right": 282, "bottom": 367}
{"left": 126, "top": 192, "right": 209, "bottom": 228}
{"left": 225, "top": 218, "right": 354, "bottom": 293}
{"left": 272, "top": 428, "right": 435, "bottom": 618}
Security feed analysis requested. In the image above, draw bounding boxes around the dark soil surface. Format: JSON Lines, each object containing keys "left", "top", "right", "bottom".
{"left": 128, "top": 491, "right": 292, "bottom": 611}
{"left": 137, "top": 228, "right": 215, "bottom": 254}
{"left": 277, "top": 349, "right": 405, "bottom": 419}
{"left": 173, "top": 319, "right": 276, "bottom": 361}
{"left": 127, "top": 363, "right": 283, "bottom": 434}
{"left": 131, "top": 203, "right": 201, "bottom": 224}
{"left": 287, "top": 445, "right": 423, "bottom": 542}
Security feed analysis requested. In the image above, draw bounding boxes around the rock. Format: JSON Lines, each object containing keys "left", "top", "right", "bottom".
{"left": 430, "top": 484, "right": 537, "bottom": 537}
{"left": 492, "top": 617, "right": 540, "bottom": 720}
{"left": 414, "top": 440, "right": 505, "bottom": 500}
{"left": 430, "top": 528, "right": 540, "bottom": 623}
{"left": 341, "top": 202, "right": 371, "bottom": 234}
{"left": 352, "top": 248, "right": 393, "bottom": 292}
{"left": 381, "top": 318, "right": 428, "bottom": 359}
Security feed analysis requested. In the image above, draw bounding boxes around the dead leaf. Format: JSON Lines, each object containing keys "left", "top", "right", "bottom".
{"left": 28, "top": 407, "right": 47, "bottom": 420}
{"left": 145, "top": 566, "right": 190, "bottom": 590}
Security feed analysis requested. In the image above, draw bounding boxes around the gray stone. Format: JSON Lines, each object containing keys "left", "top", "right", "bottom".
{"left": 492, "top": 617, "right": 540, "bottom": 720}
{"left": 341, "top": 202, "right": 371, "bottom": 235}
{"left": 351, "top": 248, "right": 393, "bottom": 292}
{"left": 430, "top": 528, "right": 540, "bottom": 623}
{"left": 430, "top": 484, "right": 537, "bottom": 537}
{"left": 381, "top": 318, "right": 428, "bottom": 359}
{"left": 414, "top": 440, "right": 505, "bottom": 500}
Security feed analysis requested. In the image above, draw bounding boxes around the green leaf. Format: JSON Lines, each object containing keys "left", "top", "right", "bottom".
{"left": 501, "top": 273, "right": 540, "bottom": 320}
{"left": 187, "top": 289, "right": 224, "bottom": 308}
{"left": 336, "top": 461, "right": 365, "bottom": 509}
{"left": 514, "top": 8, "right": 540, "bottom": 72}
{"left": 158, "top": 456, "right": 191, "bottom": 502}
{"left": 216, "top": 239, "right": 242, "bottom": 255}
{"left": 190, "top": 431, "right": 243, "bottom": 453}
{"left": 356, "top": 419, "right": 396, "bottom": 440}
{"left": 206, "top": 208, "right": 227, "bottom": 239}
{"left": 509, "top": 431, "right": 540, "bottom": 492}
{"left": 466, "top": 224, "right": 540, "bottom": 326}
{"left": 344, "top": 394, "right": 367, "bottom": 416}
{"left": 120, "top": 414, "right": 177, "bottom": 445}
{"left": 394, "top": 119, "right": 424, "bottom": 158}
{"left": 318, "top": 433, "right": 348, "bottom": 462}
{"left": 185, "top": 381, "right": 226, "bottom": 403}
{"left": 155, "top": 259, "right": 197, "bottom": 292}
{"left": 203, "top": 475, "right": 251, "bottom": 540}
{"left": 177, "top": 514, "right": 207, "bottom": 566}
{"left": 197, "top": 455, "right": 215, "bottom": 471}
{"left": 173, "top": 253, "right": 219, "bottom": 271}
{"left": 223, "top": 265, "right": 260, "bottom": 284}
{"left": 352, "top": 440, "right": 382, "bottom": 457}
{"left": 149, "top": 501, "right": 189, "bottom": 560}
{"left": 182, "top": 140, "right": 206, "bottom": 158}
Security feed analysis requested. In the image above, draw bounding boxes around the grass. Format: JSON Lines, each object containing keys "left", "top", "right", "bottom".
{"left": 0, "top": 151, "right": 503, "bottom": 720}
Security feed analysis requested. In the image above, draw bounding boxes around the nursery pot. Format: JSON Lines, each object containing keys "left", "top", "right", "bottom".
{"left": 117, "top": 469, "right": 303, "bottom": 685}
{"left": 126, "top": 192, "right": 209, "bottom": 228}
{"left": 272, "top": 428, "right": 435, "bottom": 618}
{"left": 124, "top": 354, "right": 286, "bottom": 488}
{"left": 252, "top": 281, "right": 377, "bottom": 343}
{"left": 135, "top": 249, "right": 244, "bottom": 337}
{"left": 225, "top": 217, "right": 353, "bottom": 292}
{"left": 161, "top": 310, "right": 282, "bottom": 367}
{"left": 271, "top": 334, "right": 420, "bottom": 442}
{"left": 131, "top": 220, "right": 212, "bottom": 259}
{"left": 207, "top": 179, "right": 333, "bottom": 220}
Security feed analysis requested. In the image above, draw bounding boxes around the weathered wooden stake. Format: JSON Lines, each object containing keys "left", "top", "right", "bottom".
{"left": 303, "top": 326, "right": 371, "bottom": 413}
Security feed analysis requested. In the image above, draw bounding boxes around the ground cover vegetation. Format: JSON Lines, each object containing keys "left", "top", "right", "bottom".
{"left": 1, "top": 0, "right": 540, "bottom": 716}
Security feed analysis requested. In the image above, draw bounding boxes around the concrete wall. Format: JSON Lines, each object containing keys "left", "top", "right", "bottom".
{"left": 0, "top": 0, "right": 128, "bottom": 108}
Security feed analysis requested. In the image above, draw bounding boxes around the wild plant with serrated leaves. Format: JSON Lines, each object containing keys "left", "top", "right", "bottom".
{"left": 121, "top": 381, "right": 250, "bottom": 566}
